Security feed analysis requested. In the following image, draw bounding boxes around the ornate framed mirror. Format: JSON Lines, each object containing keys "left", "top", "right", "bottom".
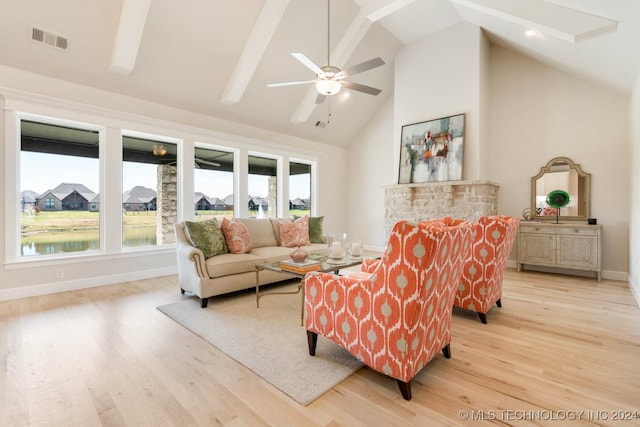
{"left": 531, "top": 157, "right": 590, "bottom": 222}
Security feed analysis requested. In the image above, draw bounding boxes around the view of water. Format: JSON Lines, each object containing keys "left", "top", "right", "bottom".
{"left": 21, "top": 227, "right": 157, "bottom": 256}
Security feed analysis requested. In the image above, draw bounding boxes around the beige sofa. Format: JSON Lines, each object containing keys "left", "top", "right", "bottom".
{"left": 174, "top": 218, "right": 327, "bottom": 308}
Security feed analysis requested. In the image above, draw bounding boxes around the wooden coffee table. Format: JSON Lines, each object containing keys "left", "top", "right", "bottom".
{"left": 255, "top": 253, "right": 367, "bottom": 325}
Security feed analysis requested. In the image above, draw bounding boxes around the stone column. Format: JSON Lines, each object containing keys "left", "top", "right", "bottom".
{"left": 157, "top": 164, "right": 177, "bottom": 244}
{"left": 267, "top": 176, "right": 277, "bottom": 218}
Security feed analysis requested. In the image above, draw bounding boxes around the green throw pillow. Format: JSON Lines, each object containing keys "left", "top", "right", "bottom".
{"left": 308, "top": 216, "right": 324, "bottom": 243}
{"left": 184, "top": 219, "right": 228, "bottom": 258}
{"left": 293, "top": 215, "right": 324, "bottom": 243}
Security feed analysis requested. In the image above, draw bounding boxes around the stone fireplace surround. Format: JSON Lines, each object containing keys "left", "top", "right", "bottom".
{"left": 383, "top": 180, "right": 500, "bottom": 236}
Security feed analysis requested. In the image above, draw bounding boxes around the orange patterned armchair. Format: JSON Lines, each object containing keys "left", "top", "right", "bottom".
{"left": 454, "top": 215, "right": 519, "bottom": 324}
{"left": 304, "top": 218, "right": 473, "bottom": 400}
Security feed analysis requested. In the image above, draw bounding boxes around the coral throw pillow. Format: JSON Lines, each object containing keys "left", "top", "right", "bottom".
{"left": 221, "top": 218, "right": 254, "bottom": 254}
{"left": 279, "top": 216, "right": 311, "bottom": 247}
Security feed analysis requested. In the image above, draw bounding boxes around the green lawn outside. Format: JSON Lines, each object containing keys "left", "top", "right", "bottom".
{"left": 21, "top": 209, "right": 312, "bottom": 234}
{"left": 21, "top": 210, "right": 157, "bottom": 234}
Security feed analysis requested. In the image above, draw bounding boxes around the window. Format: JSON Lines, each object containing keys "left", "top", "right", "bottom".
{"left": 19, "top": 119, "right": 100, "bottom": 257}
{"left": 122, "top": 135, "right": 179, "bottom": 248}
{"left": 248, "top": 155, "right": 277, "bottom": 218}
{"left": 193, "top": 146, "right": 234, "bottom": 222}
{"left": 289, "top": 161, "right": 311, "bottom": 217}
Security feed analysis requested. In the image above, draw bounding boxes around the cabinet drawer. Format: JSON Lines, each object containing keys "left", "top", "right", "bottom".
{"left": 556, "top": 226, "right": 598, "bottom": 236}
{"left": 519, "top": 225, "right": 553, "bottom": 234}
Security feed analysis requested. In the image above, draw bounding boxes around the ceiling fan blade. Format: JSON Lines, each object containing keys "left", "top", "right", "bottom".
{"left": 338, "top": 57, "right": 385, "bottom": 78}
{"left": 341, "top": 81, "right": 382, "bottom": 96}
{"left": 195, "top": 158, "right": 221, "bottom": 167}
{"left": 267, "top": 80, "right": 316, "bottom": 87}
{"left": 315, "top": 93, "right": 326, "bottom": 105}
{"left": 291, "top": 52, "right": 324, "bottom": 75}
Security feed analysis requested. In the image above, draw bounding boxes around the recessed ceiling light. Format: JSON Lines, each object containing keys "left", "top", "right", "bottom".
{"left": 525, "top": 29, "right": 538, "bottom": 37}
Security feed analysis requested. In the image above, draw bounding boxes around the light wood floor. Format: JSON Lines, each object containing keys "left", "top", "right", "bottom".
{"left": 1, "top": 269, "right": 639, "bottom": 426}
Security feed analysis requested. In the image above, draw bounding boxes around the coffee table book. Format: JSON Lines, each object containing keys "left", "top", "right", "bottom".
{"left": 279, "top": 258, "right": 321, "bottom": 273}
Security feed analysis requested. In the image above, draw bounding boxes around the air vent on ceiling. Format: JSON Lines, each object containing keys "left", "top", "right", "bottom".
{"left": 31, "top": 26, "right": 68, "bottom": 51}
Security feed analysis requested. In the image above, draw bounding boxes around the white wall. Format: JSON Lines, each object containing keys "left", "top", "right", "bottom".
{"left": 347, "top": 97, "right": 395, "bottom": 249}
{"left": 489, "top": 46, "right": 630, "bottom": 278}
{"left": 630, "top": 73, "right": 640, "bottom": 301}
{"left": 394, "top": 22, "right": 488, "bottom": 181}
{"left": 0, "top": 67, "right": 348, "bottom": 300}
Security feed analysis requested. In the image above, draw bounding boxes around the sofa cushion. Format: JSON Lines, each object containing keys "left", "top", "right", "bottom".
{"left": 205, "top": 252, "right": 264, "bottom": 278}
{"left": 251, "top": 243, "right": 328, "bottom": 264}
{"left": 184, "top": 219, "right": 228, "bottom": 258}
{"left": 251, "top": 246, "right": 299, "bottom": 264}
{"left": 237, "top": 218, "right": 278, "bottom": 248}
{"left": 221, "top": 218, "right": 253, "bottom": 254}
{"left": 279, "top": 216, "right": 311, "bottom": 247}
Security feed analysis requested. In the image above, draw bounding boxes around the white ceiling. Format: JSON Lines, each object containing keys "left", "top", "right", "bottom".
{"left": 0, "top": 0, "right": 638, "bottom": 147}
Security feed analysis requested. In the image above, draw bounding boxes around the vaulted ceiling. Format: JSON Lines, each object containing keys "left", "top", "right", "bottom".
{"left": 0, "top": 0, "right": 638, "bottom": 147}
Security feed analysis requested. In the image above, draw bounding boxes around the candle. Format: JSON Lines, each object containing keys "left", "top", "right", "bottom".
{"left": 331, "top": 242, "right": 342, "bottom": 258}
{"left": 351, "top": 242, "right": 361, "bottom": 257}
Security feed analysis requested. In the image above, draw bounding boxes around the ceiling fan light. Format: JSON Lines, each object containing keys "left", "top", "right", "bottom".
{"left": 153, "top": 144, "right": 167, "bottom": 156}
{"left": 316, "top": 79, "right": 341, "bottom": 95}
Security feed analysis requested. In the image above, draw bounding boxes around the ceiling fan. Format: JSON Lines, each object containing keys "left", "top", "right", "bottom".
{"left": 267, "top": 0, "right": 385, "bottom": 104}
{"left": 153, "top": 144, "right": 221, "bottom": 167}
{"left": 166, "top": 157, "right": 221, "bottom": 168}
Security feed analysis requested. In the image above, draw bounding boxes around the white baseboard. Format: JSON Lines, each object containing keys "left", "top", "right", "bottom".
{"left": 629, "top": 275, "right": 640, "bottom": 307}
{"left": 0, "top": 266, "right": 176, "bottom": 302}
{"left": 506, "top": 260, "right": 626, "bottom": 281}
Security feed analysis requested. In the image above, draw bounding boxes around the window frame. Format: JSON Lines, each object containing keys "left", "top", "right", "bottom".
{"left": 4, "top": 103, "right": 319, "bottom": 267}
{"left": 14, "top": 112, "right": 105, "bottom": 261}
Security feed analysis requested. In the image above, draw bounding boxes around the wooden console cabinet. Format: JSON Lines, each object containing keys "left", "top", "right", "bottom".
{"left": 517, "top": 222, "right": 601, "bottom": 281}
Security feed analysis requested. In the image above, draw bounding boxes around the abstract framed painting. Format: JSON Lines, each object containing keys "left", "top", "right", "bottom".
{"left": 398, "top": 113, "right": 465, "bottom": 184}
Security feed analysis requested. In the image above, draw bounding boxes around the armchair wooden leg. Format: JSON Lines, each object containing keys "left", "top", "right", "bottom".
{"left": 307, "top": 331, "right": 318, "bottom": 356}
{"left": 200, "top": 298, "right": 209, "bottom": 309}
{"left": 397, "top": 380, "right": 412, "bottom": 400}
{"left": 496, "top": 298, "right": 502, "bottom": 308}
{"left": 442, "top": 343, "right": 451, "bottom": 359}
{"left": 478, "top": 312, "right": 488, "bottom": 324}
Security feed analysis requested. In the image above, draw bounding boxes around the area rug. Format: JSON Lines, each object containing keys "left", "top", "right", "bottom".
{"left": 157, "top": 283, "right": 363, "bottom": 406}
